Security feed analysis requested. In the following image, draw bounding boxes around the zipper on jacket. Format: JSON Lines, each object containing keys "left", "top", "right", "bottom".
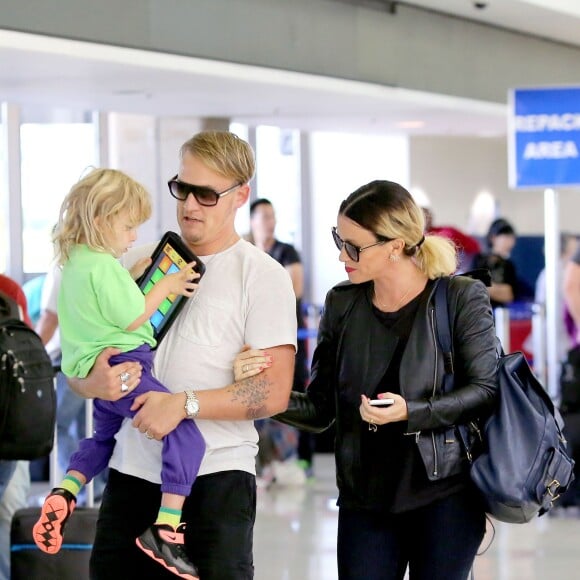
{"left": 430, "top": 307, "right": 439, "bottom": 477}
{"left": 431, "top": 432, "right": 438, "bottom": 477}
{"left": 430, "top": 308, "right": 438, "bottom": 398}
{"left": 403, "top": 430, "right": 421, "bottom": 439}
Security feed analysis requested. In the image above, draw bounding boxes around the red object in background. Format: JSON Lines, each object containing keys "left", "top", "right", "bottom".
{"left": 0, "top": 273, "right": 33, "bottom": 328}
{"left": 428, "top": 226, "right": 481, "bottom": 254}
{"left": 510, "top": 319, "right": 533, "bottom": 361}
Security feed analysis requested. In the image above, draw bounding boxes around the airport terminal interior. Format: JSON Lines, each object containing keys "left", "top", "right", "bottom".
{"left": 2, "top": 1, "right": 580, "bottom": 578}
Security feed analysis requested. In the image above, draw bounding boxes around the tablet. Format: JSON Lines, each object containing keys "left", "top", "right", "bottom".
{"left": 135, "top": 231, "right": 205, "bottom": 344}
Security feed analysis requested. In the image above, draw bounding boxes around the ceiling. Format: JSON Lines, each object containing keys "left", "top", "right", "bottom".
{"left": 0, "top": 0, "right": 578, "bottom": 137}
{"left": 406, "top": 0, "right": 580, "bottom": 48}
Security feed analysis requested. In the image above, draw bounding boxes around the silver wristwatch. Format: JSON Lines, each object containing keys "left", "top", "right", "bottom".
{"left": 184, "top": 390, "right": 200, "bottom": 418}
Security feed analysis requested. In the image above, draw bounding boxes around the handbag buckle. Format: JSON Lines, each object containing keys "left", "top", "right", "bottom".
{"left": 547, "top": 479, "right": 561, "bottom": 498}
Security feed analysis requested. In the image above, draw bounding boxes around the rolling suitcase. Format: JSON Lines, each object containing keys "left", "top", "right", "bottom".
{"left": 10, "top": 396, "right": 100, "bottom": 579}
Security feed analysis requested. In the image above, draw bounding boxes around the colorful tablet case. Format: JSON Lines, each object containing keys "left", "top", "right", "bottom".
{"left": 136, "top": 231, "right": 205, "bottom": 344}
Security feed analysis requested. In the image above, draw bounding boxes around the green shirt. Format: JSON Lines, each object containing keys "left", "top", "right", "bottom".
{"left": 59, "top": 244, "right": 156, "bottom": 378}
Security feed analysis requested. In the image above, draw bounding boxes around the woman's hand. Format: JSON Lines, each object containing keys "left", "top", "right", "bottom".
{"left": 68, "top": 347, "right": 142, "bottom": 401}
{"left": 131, "top": 391, "right": 184, "bottom": 440}
{"left": 359, "top": 393, "right": 408, "bottom": 429}
{"left": 233, "top": 344, "right": 272, "bottom": 382}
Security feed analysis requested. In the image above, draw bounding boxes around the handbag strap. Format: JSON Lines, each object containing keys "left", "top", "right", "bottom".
{"left": 434, "top": 277, "right": 474, "bottom": 454}
{"left": 434, "top": 277, "right": 454, "bottom": 391}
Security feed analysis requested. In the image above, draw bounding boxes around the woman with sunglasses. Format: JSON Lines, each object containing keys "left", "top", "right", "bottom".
{"left": 244, "top": 180, "right": 499, "bottom": 579}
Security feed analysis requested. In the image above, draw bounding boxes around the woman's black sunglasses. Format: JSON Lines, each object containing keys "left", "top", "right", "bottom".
{"left": 331, "top": 227, "right": 390, "bottom": 262}
{"left": 168, "top": 175, "right": 241, "bottom": 207}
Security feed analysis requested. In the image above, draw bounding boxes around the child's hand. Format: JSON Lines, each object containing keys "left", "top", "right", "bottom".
{"left": 166, "top": 260, "right": 200, "bottom": 297}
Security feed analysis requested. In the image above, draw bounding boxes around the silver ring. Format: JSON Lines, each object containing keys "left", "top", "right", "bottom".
{"left": 145, "top": 430, "right": 154, "bottom": 440}
{"left": 242, "top": 364, "right": 249, "bottom": 373}
{"left": 119, "top": 371, "right": 131, "bottom": 383}
{"left": 120, "top": 383, "right": 129, "bottom": 393}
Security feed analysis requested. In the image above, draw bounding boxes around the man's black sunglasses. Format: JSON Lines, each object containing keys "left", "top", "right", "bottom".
{"left": 168, "top": 175, "right": 242, "bottom": 207}
{"left": 331, "top": 227, "right": 391, "bottom": 262}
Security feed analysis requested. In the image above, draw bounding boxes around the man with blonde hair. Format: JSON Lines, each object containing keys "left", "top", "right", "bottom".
{"left": 70, "top": 131, "right": 297, "bottom": 579}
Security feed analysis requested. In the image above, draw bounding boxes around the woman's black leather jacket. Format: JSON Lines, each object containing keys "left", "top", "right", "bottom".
{"left": 275, "top": 276, "right": 499, "bottom": 495}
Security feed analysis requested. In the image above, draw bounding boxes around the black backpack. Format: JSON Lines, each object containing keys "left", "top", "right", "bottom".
{"left": 435, "top": 276, "right": 575, "bottom": 523}
{"left": 0, "top": 291, "right": 56, "bottom": 459}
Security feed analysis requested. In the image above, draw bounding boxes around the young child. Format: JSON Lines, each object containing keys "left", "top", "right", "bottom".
{"left": 32, "top": 168, "right": 203, "bottom": 580}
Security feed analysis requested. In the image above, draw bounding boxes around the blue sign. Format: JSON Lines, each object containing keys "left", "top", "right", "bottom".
{"left": 509, "top": 87, "right": 580, "bottom": 188}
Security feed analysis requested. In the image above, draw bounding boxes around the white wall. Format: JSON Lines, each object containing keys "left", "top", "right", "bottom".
{"left": 309, "top": 132, "right": 409, "bottom": 305}
{"left": 108, "top": 114, "right": 207, "bottom": 244}
{"left": 107, "top": 113, "right": 159, "bottom": 245}
{"left": 409, "top": 135, "right": 580, "bottom": 237}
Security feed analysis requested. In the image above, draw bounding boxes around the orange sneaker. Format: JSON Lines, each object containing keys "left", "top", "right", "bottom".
{"left": 32, "top": 488, "right": 76, "bottom": 554}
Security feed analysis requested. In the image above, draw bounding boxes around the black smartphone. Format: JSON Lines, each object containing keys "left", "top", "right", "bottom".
{"left": 135, "top": 231, "right": 205, "bottom": 344}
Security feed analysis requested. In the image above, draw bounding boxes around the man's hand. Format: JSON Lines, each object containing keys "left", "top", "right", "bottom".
{"left": 128, "top": 257, "right": 152, "bottom": 281}
{"left": 68, "top": 347, "right": 142, "bottom": 400}
{"left": 131, "top": 391, "right": 185, "bottom": 440}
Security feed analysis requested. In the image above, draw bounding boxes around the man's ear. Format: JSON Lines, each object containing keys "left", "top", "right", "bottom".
{"left": 235, "top": 184, "right": 250, "bottom": 209}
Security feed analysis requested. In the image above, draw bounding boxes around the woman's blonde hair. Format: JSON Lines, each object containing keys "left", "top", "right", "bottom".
{"left": 180, "top": 131, "right": 255, "bottom": 185}
{"left": 339, "top": 180, "right": 457, "bottom": 279}
{"left": 53, "top": 168, "right": 152, "bottom": 264}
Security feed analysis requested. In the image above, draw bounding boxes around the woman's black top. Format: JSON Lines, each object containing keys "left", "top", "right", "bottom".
{"left": 338, "top": 281, "right": 465, "bottom": 513}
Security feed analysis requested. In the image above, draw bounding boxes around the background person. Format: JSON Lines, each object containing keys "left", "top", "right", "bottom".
{"left": 560, "top": 238, "right": 580, "bottom": 509}
{"left": 470, "top": 218, "right": 518, "bottom": 309}
{"left": 531, "top": 233, "right": 578, "bottom": 362}
{"left": 68, "top": 131, "right": 297, "bottom": 580}
{"left": 248, "top": 180, "right": 498, "bottom": 579}
{"left": 249, "top": 198, "right": 312, "bottom": 484}
{"left": 0, "top": 274, "right": 33, "bottom": 580}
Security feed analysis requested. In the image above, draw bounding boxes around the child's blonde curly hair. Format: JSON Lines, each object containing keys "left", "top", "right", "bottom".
{"left": 53, "top": 168, "right": 152, "bottom": 264}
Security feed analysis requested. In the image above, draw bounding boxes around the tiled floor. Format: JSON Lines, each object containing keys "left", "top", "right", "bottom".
{"left": 254, "top": 454, "right": 580, "bottom": 580}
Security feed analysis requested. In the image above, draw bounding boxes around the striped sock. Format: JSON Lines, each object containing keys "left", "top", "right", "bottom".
{"left": 155, "top": 507, "right": 182, "bottom": 529}
{"left": 59, "top": 475, "right": 83, "bottom": 498}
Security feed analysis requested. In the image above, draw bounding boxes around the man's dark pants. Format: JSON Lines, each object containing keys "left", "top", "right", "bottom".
{"left": 90, "top": 469, "right": 256, "bottom": 579}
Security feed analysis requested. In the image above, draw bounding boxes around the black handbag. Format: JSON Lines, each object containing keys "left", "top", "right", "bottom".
{"left": 435, "top": 277, "right": 575, "bottom": 523}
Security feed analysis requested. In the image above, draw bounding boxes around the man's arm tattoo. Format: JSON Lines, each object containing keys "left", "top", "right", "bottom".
{"left": 227, "top": 375, "right": 271, "bottom": 420}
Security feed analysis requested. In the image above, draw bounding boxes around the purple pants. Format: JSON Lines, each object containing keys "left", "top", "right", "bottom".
{"left": 67, "top": 345, "right": 205, "bottom": 496}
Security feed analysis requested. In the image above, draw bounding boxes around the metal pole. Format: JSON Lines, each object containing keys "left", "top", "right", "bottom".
{"left": 85, "top": 398, "right": 95, "bottom": 507}
{"left": 544, "top": 188, "right": 560, "bottom": 399}
{"left": 2, "top": 103, "right": 23, "bottom": 281}
{"left": 531, "top": 303, "right": 547, "bottom": 386}
{"left": 494, "top": 307, "right": 511, "bottom": 353}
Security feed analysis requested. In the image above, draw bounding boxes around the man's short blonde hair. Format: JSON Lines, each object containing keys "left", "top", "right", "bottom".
{"left": 180, "top": 131, "right": 255, "bottom": 184}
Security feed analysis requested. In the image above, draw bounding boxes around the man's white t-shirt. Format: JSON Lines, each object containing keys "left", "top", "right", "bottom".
{"left": 109, "top": 238, "right": 297, "bottom": 482}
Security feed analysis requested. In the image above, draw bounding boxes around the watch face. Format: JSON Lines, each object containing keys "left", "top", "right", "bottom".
{"left": 186, "top": 394, "right": 199, "bottom": 416}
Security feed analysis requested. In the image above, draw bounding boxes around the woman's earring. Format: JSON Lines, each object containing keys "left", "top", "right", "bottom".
{"left": 389, "top": 254, "right": 400, "bottom": 262}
